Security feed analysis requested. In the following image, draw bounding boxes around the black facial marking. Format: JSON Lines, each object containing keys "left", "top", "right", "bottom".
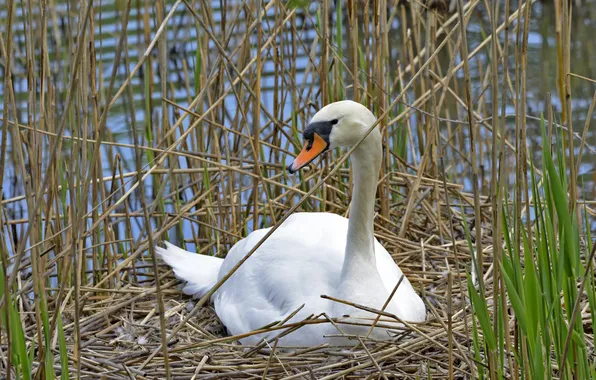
{"left": 303, "top": 120, "right": 334, "bottom": 146}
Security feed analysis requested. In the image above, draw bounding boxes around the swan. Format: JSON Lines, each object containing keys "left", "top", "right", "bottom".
{"left": 156, "top": 100, "right": 426, "bottom": 346}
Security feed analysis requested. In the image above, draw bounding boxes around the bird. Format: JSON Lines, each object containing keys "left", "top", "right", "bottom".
{"left": 156, "top": 100, "right": 426, "bottom": 346}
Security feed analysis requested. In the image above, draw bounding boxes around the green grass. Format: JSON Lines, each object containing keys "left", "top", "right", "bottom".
{"left": 0, "top": 265, "right": 32, "bottom": 380}
{"left": 468, "top": 116, "right": 595, "bottom": 379}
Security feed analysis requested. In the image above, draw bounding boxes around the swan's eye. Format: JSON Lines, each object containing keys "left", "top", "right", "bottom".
{"left": 330, "top": 119, "right": 338, "bottom": 125}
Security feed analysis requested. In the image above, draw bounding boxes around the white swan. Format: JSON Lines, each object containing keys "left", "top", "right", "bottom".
{"left": 157, "top": 100, "right": 426, "bottom": 346}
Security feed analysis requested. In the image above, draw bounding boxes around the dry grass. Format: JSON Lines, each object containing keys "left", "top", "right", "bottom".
{"left": 0, "top": 0, "right": 595, "bottom": 379}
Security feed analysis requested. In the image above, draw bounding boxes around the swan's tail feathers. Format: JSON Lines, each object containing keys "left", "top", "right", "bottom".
{"left": 155, "top": 241, "right": 223, "bottom": 299}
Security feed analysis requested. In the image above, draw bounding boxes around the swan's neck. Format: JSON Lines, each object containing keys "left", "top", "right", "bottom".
{"left": 341, "top": 133, "right": 382, "bottom": 278}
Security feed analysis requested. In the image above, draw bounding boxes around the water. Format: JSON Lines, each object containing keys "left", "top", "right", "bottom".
{"left": 1, "top": 1, "right": 595, "bottom": 262}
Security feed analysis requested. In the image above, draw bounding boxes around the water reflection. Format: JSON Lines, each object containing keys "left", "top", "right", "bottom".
{"left": 1, "top": 1, "right": 594, "bottom": 231}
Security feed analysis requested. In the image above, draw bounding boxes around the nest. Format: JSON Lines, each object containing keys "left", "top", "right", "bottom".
{"left": 47, "top": 179, "right": 489, "bottom": 379}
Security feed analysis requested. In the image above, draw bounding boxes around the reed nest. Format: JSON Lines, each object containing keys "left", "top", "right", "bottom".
{"left": 56, "top": 175, "right": 489, "bottom": 379}
{"left": 1, "top": 0, "right": 595, "bottom": 379}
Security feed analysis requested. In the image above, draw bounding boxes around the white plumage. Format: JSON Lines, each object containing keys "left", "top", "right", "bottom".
{"left": 156, "top": 241, "right": 222, "bottom": 298}
{"left": 157, "top": 101, "right": 426, "bottom": 346}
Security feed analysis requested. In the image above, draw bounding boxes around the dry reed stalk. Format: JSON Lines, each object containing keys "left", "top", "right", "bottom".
{"left": 0, "top": 0, "right": 16, "bottom": 373}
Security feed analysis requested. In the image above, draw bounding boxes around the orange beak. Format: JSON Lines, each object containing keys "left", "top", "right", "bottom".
{"left": 287, "top": 133, "right": 329, "bottom": 173}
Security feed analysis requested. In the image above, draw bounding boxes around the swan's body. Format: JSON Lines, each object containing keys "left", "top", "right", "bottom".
{"left": 157, "top": 101, "right": 426, "bottom": 346}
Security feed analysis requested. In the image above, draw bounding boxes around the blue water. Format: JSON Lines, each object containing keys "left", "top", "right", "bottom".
{"left": 1, "top": 1, "right": 595, "bottom": 280}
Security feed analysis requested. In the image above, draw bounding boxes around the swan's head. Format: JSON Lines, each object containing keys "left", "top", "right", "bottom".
{"left": 287, "top": 100, "right": 377, "bottom": 173}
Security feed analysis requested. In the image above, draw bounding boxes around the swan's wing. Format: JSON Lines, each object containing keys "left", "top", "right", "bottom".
{"left": 212, "top": 213, "right": 348, "bottom": 343}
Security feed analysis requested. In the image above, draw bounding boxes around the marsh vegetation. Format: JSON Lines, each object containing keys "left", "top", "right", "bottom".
{"left": 0, "top": 0, "right": 595, "bottom": 378}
